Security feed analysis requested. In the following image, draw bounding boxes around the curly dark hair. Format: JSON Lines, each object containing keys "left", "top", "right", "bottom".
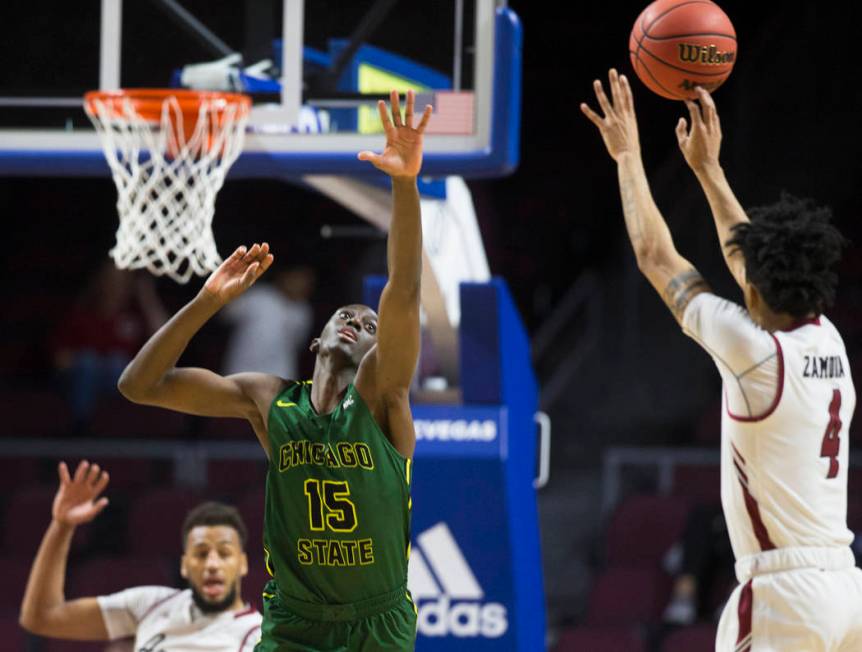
{"left": 726, "top": 193, "right": 847, "bottom": 318}
{"left": 181, "top": 501, "right": 248, "bottom": 549}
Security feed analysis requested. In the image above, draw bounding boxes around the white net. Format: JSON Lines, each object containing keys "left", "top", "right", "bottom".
{"left": 85, "top": 92, "right": 249, "bottom": 283}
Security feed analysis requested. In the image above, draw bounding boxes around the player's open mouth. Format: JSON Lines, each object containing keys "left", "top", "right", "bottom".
{"left": 338, "top": 328, "right": 358, "bottom": 343}
{"left": 202, "top": 579, "right": 225, "bottom": 598}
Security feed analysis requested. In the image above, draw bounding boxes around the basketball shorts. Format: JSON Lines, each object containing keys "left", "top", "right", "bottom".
{"left": 716, "top": 547, "right": 862, "bottom": 651}
{"left": 254, "top": 580, "right": 418, "bottom": 652}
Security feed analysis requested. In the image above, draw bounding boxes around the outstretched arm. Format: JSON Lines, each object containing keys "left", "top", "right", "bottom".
{"left": 581, "top": 69, "right": 709, "bottom": 323}
{"left": 676, "top": 87, "right": 749, "bottom": 289}
{"left": 117, "top": 244, "right": 281, "bottom": 456}
{"left": 355, "top": 90, "right": 432, "bottom": 458}
{"left": 20, "top": 461, "right": 111, "bottom": 640}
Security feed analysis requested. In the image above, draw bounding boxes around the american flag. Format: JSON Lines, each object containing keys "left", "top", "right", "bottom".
{"left": 422, "top": 92, "right": 475, "bottom": 135}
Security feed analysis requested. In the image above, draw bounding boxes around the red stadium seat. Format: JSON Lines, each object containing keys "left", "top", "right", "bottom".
{"left": 0, "top": 457, "right": 41, "bottom": 490}
{"left": 0, "top": 557, "right": 31, "bottom": 611}
{"left": 694, "top": 398, "right": 722, "bottom": 445}
{"left": 127, "top": 489, "right": 201, "bottom": 555}
{"left": 3, "top": 485, "right": 90, "bottom": 556}
{"left": 91, "top": 398, "right": 187, "bottom": 439}
{"left": 585, "top": 567, "right": 672, "bottom": 627}
{"left": 555, "top": 626, "right": 645, "bottom": 652}
{"left": 207, "top": 459, "right": 268, "bottom": 492}
{"left": 238, "top": 488, "right": 266, "bottom": 559}
{"left": 200, "top": 417, "right": 256, "bottom": 440}
{"left": 0, "top": 615, "right": 27, "bottom": 651}
{"left": 847, "top": 496, "right": 862, "bottom": 533}
{"left": 606, "top": 495, "right": 691, "bottom": 567}
{"left": 42, "top": 637, "right": 113, "bottom": 652}
{"left": 661, "top": 623, "right": 718, "bottom": 652}
{"left": 85, "top": 458, "right": 155, "bottom": 491}
{"left": 0, "top": 390, "right": 73, "bottom": 437}
{"left": 671, "top": 465, "right": 721, "bottom": 505}
{"left": 244, "top": 557, "right": 272, "bottom": 610}
{"left": 68, "top": 556, "right": 175, "bottom": 598}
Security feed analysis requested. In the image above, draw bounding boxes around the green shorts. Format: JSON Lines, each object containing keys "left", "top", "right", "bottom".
{"left": 254, "top": 580, "right": 418, "bottom": 652}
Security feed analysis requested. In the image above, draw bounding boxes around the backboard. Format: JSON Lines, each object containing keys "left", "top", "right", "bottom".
{"left": 0, "top": 0, "right": 521, "bottom": 179}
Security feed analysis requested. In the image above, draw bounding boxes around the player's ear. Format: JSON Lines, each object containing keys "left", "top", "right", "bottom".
{"left": 743, "top": 282, "right": 761, "bottom": 316}
{"left": 180, "top": 555, "right": 188, "bottom": 579}
{"left": 310, "top": 338, "right": 320, "bottom": 353}
{"left": 240, "top": 552, "right": 248, "bottom": 578}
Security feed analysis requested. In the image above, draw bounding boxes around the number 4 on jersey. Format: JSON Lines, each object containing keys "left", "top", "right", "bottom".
{"left": 820, "top": 389, "right": 842, "bottom": 479}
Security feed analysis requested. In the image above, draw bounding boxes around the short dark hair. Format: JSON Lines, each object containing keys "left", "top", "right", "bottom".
{"left": 181, "top": 502, "right": 248, "bottom": 549}
{"left": 726, "top": 192, "right": 847, "bottom": 318}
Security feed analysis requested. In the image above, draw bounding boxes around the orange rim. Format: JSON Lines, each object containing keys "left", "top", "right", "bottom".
{"left": 83, "top": 88, "right": 251, "bottom": 121}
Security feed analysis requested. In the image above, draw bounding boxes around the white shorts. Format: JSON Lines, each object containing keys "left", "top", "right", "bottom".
{"left": 716, "top": 547, "right": 862, "bottom": 652}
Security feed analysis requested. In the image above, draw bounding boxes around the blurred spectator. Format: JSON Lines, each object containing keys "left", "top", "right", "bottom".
{"left": 222, "top": 265, "right": 316, "bottom": 380}
{"left": 51, "top": 262, "right": 167, "bottom": 433}
{"left": 662, "top": 503, "right": 734, "bottom": 625}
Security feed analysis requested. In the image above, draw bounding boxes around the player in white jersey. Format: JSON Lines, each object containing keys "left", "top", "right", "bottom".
{"left": 582, "top": 69, "right": 862, "bottom": 651}
{"left": 20, "top": 461, "right": 262, "bottom": 651}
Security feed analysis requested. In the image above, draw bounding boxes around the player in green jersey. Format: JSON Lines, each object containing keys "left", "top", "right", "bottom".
{"left": 118, "top": 89, "right": 432, "bottom": 651}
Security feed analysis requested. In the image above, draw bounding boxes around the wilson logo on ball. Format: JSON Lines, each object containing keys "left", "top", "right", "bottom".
{"left": 678, "top": 44, "right": 735, "bottom": 66}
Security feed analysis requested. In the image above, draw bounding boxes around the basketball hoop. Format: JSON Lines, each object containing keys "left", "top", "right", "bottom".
{"left": 84, "top": 89, "right": 251, "bottom": 283}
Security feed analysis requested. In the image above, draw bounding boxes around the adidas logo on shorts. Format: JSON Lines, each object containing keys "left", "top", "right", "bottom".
{"left": 408, "top": 522, "right": 508, "bottom": 638}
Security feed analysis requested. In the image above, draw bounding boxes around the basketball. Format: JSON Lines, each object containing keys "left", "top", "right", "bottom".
{"left": 629, "top": 0, "right": 737, "bottom": 100}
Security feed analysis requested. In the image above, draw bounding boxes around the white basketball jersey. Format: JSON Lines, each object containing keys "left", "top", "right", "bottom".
{"left": 683, "top": 294, "right": 856, "bottom": 561}
{"left": 98, "top": 586, "right": 262, "bottom": 652}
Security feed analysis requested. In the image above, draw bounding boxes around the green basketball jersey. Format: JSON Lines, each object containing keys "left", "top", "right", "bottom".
{"left": 262, "top": 381, "right": 412, "bottom": 604}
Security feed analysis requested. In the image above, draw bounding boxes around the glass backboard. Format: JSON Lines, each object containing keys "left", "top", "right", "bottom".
{"left": 0, "top": 0, "right": 521, "bottom": 178}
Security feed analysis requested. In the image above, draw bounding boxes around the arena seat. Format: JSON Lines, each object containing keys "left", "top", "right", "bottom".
{"left": 91, "top": 398, "right": 187, "bottom": 439}
{"left": 3, "top": 485, "right": 89, "bottom": 556}
{"left": 127, "top": 489, "right": 201, "bottom": 555}
{"left": 661, "top": 623, "right": 718, "bottom": 652}
{"left": 606, "top": 495, "right": 691, "bottom": 567}
{"left": 206, "top": 459, "right": 267, "bottom": 493}
{"left": 69, "top": 556, "right": 176, "bottom": 598}
{"left": 555, "top": 626, "right": 645, "bottom": 652}
{"left": 584, "top": 567, "right": 671, "bottom": 627}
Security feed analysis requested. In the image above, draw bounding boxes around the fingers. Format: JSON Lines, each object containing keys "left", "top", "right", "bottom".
{"left": 230, "top": 245, "right": 247, "bottom": 260}
{"left": 94, "top": 470, "right": 110, "bottom": 496}
{"left": 619, "top": 74, "right": 635, "bottom": 112}
{"left": 240, "top": 262, "right": 260, "bottom": 287}
{"left": 241, "top": 243, "right": 261, "bottom": 264}
{"left": 260, "top": 253, "right": 274, "bottom": 275}
{"left": 696, "top": 86, "right": 720, "bottom": 133}
{"left": 608, "top": 69, "right": 624, "bottom": 110}
{"left": 239, "top": 243, "right": 273, "bottom": 287}
{"left": 416, "top": 104, "right": 433, "bottom": 133}
{"left": 390, "top": 90, "right": 403, "bottom": 128}
{"left": 92, "top": 497, "right": 110, "bottom": 517}
{"left": 86, "top": 463, "right": 102, "bottom": 487}
{"left": 376, "top": 100, "right": 394, "bottom": 135}
{"left": 73, "top": 460, "right": 89, "bottom": 484}
{"left": 580, "top": 102, "right": 604, "bottom": 129}
{"left": 404, "top": 89, "right": 415, "bottom": 128}
{"left": 675, "top": 117, "right": 689, "bottom": 145}
{"left": 685, "top": 99, "right": 704, "bottom": 130}
{"left": 357, "top": 150, "right": 381, "bottom": 165}
{"left": 58, "top": 461, "right": 71, "bottom": 485}
{"left": 593, "top": 79, "right": 614, "bottom": 118}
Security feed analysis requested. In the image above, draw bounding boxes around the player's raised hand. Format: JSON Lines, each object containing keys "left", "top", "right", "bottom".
{"left": 676, "top": 86, "right": 722, "bottom": 172}
{"left": 52, "top": 461, "right": 110, "bottom": 527}
{"left": 202, "top": 242, "right": 273, "bottom": 305}
{"left": 581, "top": 69, "right": 641, "bottom": 162}
{"left": 358, "top": 89, "right": 432, "bottom": 178}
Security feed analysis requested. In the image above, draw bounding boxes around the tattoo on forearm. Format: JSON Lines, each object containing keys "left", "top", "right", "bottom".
{"left": 664, "top": 269, "right": 709, "bottom": 318}
{"left": 620, "top": 178, "right": 642, "bottom": 244}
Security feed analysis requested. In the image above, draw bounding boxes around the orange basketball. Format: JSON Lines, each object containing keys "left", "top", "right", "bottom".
{"left": 629, "top": 0, "right": 737, "bottom": 100}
